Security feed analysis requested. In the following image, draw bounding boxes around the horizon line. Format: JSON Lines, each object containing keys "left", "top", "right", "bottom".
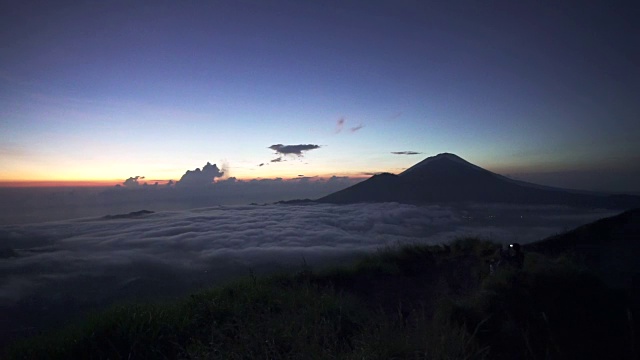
{"left": 0, "top": 175, "right": 371, "bottom": 188}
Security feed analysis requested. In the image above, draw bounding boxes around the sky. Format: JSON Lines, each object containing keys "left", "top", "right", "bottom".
{"left": 1, "top": 0, "right": 639, "bottom": 192}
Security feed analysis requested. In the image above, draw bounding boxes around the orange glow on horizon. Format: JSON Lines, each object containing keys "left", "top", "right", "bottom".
{"left": 0, "top": 174, "right": 371, "bottom": 188}
{"left": 220, "top": 172, "right": 372, "bottom": 182}
{"left": 0, "top": 180, "right": 124, "bottom": 188}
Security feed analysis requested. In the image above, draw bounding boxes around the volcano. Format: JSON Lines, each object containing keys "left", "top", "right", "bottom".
{"left": 317, "top": 153, "right": 640, "bottom": 209}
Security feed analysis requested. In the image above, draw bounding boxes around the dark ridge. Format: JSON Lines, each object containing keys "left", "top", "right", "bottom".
{"left": 316, "top": 173, "right": 400, "bottom": 204}
{"left": 526, "top": 208, "right": 640, "bottom": 289}
{"left": 102, "top": 210, "right": 155, "bottom": 220}
{"left": 317, "top": 153, "right": 640, "bottom": 209}
{"left": 526, "top": 208, "right": 640, "bottom": 253}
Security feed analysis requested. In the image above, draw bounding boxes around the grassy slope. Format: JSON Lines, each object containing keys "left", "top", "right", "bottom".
{"left": 5, "top": 238, "right": 638, "bottom": 359}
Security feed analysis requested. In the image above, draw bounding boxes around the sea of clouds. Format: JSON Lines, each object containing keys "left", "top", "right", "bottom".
{"left": 0, "top": 175, "right": 363, "bottom": 225}
{"left": 0, "top": 202, "right": 617, "bottom": 345}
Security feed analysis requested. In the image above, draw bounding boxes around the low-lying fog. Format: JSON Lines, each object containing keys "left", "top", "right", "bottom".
{"left": 0, "top": 202, "right": 616, "bottom": 346}
{"left": 0, "top": 176, "right": 362, "bottom": 225}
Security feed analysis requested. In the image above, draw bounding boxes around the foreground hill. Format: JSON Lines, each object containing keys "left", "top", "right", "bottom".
{"left": 6, "top": 241, "right": 635, "bottom": 359}
{"left": 318, "top": 153, "right": 640, "bottom": 209}
{"left": 526, "top": 208, "right": 640, "bottom": 288}
{"left": 528, "top": 208, "right": 640, "bottom": 252}
{"left": 6, "top": 209, "right": 639, "bottom": 359}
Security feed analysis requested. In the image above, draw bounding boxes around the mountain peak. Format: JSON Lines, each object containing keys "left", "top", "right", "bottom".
{"left": 434, "top": 152, "right": 458, "bottom": 158}
{"left": 400, "top": 153, "right": 480, "bottom": 177}
{"left": 318, "top": 152, "right": 640, "bottom": 208}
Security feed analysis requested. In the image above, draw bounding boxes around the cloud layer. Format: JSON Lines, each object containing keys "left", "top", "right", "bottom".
{"left": 0, "top": 177, "right": 365, "bottom": 226}
{"left": 1, "top": 203, "right": 613, "bottom": 301}
{"left": 0, "top": 203, "right": 615, "bottom": 343}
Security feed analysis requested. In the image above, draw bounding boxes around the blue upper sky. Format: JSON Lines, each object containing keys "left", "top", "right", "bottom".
{"left": 1, "top": 0, "right": 638, "bottom": 192}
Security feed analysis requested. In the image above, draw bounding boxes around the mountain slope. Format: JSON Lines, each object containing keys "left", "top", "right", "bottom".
{"left": 318, "top": 153, "right": 640, "bottom": 208}
{"left": 526, "top": 208, "right": 640, "bottom": 253}
{"left": 525, "top": 208, "right": 640, "bottom": 289}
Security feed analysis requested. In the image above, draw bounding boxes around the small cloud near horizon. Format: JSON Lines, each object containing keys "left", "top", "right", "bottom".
{"left": 119, "top": 163, "right": 223, "bottom": 188}
{"left": 176, "top": 162, "right": 224, "bottom": 187}
{"left": 391, "top": 151, "right": 421, "bottom": 155}
{"left": 122, "top": 176, "right": 144, "bottom": 187}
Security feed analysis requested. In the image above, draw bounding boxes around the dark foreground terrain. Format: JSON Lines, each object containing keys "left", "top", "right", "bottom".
{"left": 5, "top": 211, "right": 639, "bottom": 359}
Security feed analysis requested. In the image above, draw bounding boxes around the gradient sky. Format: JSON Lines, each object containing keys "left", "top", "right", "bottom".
{"left": 1, "top": 0, "right": 638, "bottom": 191}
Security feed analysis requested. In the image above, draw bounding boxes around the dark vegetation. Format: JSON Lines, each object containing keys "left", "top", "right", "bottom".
{"left": 5, "top": 235, "right": 638, "bottom": 359}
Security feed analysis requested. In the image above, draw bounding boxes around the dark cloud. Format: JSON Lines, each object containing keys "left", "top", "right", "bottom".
{"left": 122, "top": 176, "right": 143, "bottom": 187}
{"left": 335, "top": 117, "right": 345, "bottom": 133}
{"left": 350, "top": 124, "right": 364, "bottom": 132}
{"left": 176, "top": 162, "right": 224, "bottom": 187}
{"left": 271, "top": 157, "right": 282, "bottom": 163}
{"left": 391, "top": 151, "right": 422, "bottom": 155}
{"left": 269, "top": 144, "right": 321, "bottom": 156}
{"left": 258, "top": 163, "right": 265, "bottom": 167}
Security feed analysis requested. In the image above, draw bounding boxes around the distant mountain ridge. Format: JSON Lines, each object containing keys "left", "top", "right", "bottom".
{"left": 317, "top": 153, "right": 640, "bottom": 209}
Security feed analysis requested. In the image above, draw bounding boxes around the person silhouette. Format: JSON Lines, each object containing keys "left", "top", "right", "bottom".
{"left": 489, "top": 243, "right": 524, "bottom": 275}
{"left": 509, "top": 243, "right": 524, "bottom": 270}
